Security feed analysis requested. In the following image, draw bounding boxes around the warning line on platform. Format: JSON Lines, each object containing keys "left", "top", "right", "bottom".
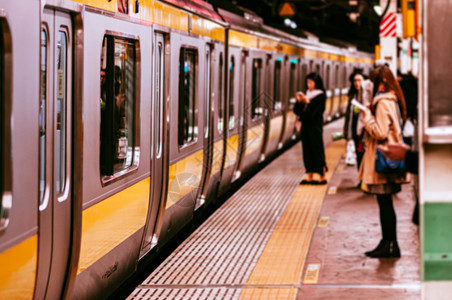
{"left": 239, "top": 140, "right": 345, "bottom": 300}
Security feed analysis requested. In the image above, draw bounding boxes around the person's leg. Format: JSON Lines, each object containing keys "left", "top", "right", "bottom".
{"left": 377, "top": 194, "right": 397, "bottom": 241}
{"left": 365, "top": 194, "right": 400, "bottom": 258}
{"left": 301, "top": 140, "right": 314, "bottom": 183}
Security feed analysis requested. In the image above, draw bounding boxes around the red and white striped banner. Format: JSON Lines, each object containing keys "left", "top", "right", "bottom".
{"left": 380, "top": 12, "right": 396, "bottom": 38}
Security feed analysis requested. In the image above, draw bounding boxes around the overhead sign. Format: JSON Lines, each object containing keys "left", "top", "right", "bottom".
{"left": 279, "top": 2, "right": 296, "bottom": 17}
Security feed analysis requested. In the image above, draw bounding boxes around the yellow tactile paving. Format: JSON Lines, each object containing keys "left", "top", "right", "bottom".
{"left": 239, "top": 140, "right": 346, "bottom": 299}
{"left": 240, "top": 288, "right": 296, "bottom": 300}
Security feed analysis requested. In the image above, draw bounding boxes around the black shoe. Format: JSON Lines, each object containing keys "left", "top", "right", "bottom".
{"left": 300, "top": 180, "right": 318, "bottom": 185}
{"left": 365, "top": 240, "right": 401, "bottom": 258}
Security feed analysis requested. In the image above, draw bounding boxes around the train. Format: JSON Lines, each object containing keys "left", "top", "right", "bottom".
{"left": 0, "top": 0, "right": 373, "bottom": 299}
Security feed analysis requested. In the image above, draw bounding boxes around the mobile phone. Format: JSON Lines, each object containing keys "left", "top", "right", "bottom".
{"left": 351, "top": 99, "right": 366, "bottom": 111}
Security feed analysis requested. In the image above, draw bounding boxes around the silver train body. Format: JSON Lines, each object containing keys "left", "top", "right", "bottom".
{"left": 0, "top": 0, "right": 373, "bottom": 299}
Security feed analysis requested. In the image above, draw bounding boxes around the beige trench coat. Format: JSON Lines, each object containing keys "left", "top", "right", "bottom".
{"left": 358, "top": 92, "right": 408, "bottom": 185}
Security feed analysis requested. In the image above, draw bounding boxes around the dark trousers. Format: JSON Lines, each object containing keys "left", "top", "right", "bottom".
{"left": 376, "top": 194, "right": 397, "bottom": 241}
{"left": 353, "top": 136, "right": 364, "bottom": 172}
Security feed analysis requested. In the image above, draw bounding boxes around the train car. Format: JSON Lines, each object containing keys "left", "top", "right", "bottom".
{"left": 0, "top": 0, "right": 373, "bottom": 299}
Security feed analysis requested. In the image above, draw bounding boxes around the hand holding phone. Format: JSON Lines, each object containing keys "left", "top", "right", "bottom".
{"left": 351, "top": 99, "right": 366, "bottom": 112}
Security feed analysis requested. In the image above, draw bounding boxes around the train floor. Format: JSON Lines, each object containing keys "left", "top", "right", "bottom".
{"left": 127, "top": 120, "right": 421, "bottom": 300}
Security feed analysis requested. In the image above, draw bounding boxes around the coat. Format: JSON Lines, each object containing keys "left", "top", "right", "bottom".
{"left": 343, "top": 79, "right": 373, "bottom": 139}
{"left": 294, "top": 92, "right": 327, "bottom": 174}
{"left": 358, "top": 92, "right": 408, "bottom": 185}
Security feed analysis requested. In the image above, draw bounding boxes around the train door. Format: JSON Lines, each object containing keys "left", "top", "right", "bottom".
{"left": 235, "top": 50, "right": 267, "bottom": 177}
{"left": 36, "top": 8, "right": 73, "bottom": 299}
{"left": 281, "top": 56, "right": 299, "bottom": 145}
{"left": 232, "top": 50, "right": 248, "bottom": 181}
{"left": 340, "top": 64, "right": 349, "bottom": 114}
{"left": 140, "top": 32, "right": 168, "bottom": 257}
{"left": 0, "top": 2, "right": 40, "bottom": 298}
{"left": 196, "top": 43, "right": 214, "bottom": 208}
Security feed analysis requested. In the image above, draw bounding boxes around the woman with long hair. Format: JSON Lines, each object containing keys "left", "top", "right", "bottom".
{"left": 359, "top": 65, "right": 408, "bottom": 258}
{"left": 343, "top": 69, "right": 373, "bottom": 171}
{"left": 295, "top": 72, "right": 328, "bottom": 185}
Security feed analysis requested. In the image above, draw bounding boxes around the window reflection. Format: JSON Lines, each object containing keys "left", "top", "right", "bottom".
{"left": 56, "top": 31, "right": 67, "bottom": 194}
{"left": 100, "top": 35, "right": 136, "bottom": 176}
{"left": 251, "top": 58, "right": 262, "bottom": 119}
{"left": 39, "top": 29, "right": 47, "bottom": 202}
{"left": 178, "top": 48, "right": 198, "bottom": 146}
{"left": 228, "top": 56, "right": 235, "bottom": 129}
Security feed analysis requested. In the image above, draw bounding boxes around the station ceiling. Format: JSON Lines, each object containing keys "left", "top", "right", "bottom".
{"left": 209, "top": 0, "right": 386, "bottom": 53}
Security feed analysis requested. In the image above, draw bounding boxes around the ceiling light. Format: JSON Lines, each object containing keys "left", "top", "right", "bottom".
{"left": 373, "top": 5, "right": 382, "bottom": 16}
{"left": 348, "top": 12, "right": 359, "bottom": 22}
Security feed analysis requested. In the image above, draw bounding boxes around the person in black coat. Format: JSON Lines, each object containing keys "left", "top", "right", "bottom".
{"left": 294, "top": 72, "right": 327, "bottom": 185}
{"left": 343, "top": 69, "right": 373, "bottom": 171}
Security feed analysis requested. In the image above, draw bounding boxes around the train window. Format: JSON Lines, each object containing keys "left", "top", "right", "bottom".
{"left": 335, "top": 65, "right": 339, "bottom": 89}
{"left": 343, "top": 66, "right": 348, "bottom": 88}
{"left": 56, "top": 31, "right": 67, "bottom": 194}
{"left": 273, "top": 59, "right": 281, "bottom": 111}
{"left": 39, "top": 28, "right": 47, "bottom": 202}
{"left": 178, "top": 47, "right": 198, "bottom": 147}
{"left": 289, "top": 60, "right": 297, "bottom": 104}
{"left": 301, "top": 64, "right": 308, "bottom": 91}
{"left": 100, "top": 35, "right": 137, "bottom": 177}
{"left": 251, "top": 58, "right": 262, "bottom": 119}
{"left": 205, "top": 49, "right": 211, "bottom": 137}
{"left": 228, "top": 56, "right": 235, "bottom": 130}
{"left": 326, "top": 65, "right": 331, "bottom": 90}
{"left": 217, "top": 53, "right": 224, "bottom": 132}
{"left": 156, "top": 40, "right": 163, "bottom": 158}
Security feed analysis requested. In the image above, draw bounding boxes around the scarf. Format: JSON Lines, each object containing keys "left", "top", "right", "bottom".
{"left": 306, "top": 89, "right": 323, "bottom": 100}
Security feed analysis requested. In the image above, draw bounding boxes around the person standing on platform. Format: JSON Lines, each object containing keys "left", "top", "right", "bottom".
{"left": 343, "top": 69, "right": 373, "bottom": 172}
{"left": 295, "top": 72, "right": 327, "bottom": 185}
{"left": 359, "top": 65, "right": 408, "bottom": 258}
{"left": 397, "top": 71, "right": 418, "bottom": 145}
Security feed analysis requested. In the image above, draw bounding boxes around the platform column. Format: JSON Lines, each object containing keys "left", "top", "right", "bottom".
{"left": 379, "top": 0, "right": 397, "bottom": 74}
{"left": 419, "top": 0, "right": 452, "bottom": 298}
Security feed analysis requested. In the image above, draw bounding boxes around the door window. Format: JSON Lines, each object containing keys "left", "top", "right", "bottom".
{"left": 273, "top": 59, "right": 281, "bottom": 111}
{"left": 100, "top": 35, "right": 138, "bottom": 177}
{"left": 205, "top": 49, "right": 211, "bottom": 137}
{"left": 39, "top": 28, "right": 48, "bottom": 203}
{"left": 178, "top": 47, "right": 198, "bottom": 147}
{"left": 56, "top": 31, "right": 67, "bottom": 194}
{"left": 217, "top": 52, "right": 224, "bottom": 133}
{"left": 156, "top": 40, "right": 163, "bottom": 158}
{"left": 251, "top": 58, "right": 262, "bottom": 119}
{"left": 228, "top": 56, "right": 235, "bottom": 129}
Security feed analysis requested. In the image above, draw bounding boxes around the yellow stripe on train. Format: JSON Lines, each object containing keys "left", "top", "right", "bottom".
{"left": 192, "top": 15, "right": 225, "bottom": 42}
{"left": 78, "top": 178, "right": 150, "bottom": 274}
{"left": 245, "top": 125, "right": 264, "bottom": 156}
{"left": 167, "top": 150, "right": 204, "bottom": 209}
{"left": 0, "top": 235, "right": 37, "bottom": 299}
{"left": 269, "top": 116, "right": 283, "bottom": 141}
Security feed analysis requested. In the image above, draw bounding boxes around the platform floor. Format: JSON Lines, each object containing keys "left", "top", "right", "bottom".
{"left": 127, "top": 120, "right": 421, "bottom": 299}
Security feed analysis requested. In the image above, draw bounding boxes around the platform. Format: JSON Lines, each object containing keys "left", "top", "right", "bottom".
{"left": 126, "top": 120, "right": 421, "bottom": 299}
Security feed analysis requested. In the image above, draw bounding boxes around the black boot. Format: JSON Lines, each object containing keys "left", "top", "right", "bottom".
{"left": 365, "top": 240, "right": 401, "bottom": 258}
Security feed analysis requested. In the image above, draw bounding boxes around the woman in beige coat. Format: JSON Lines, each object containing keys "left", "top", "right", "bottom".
{"left": 359, "top": 65, "right": 408, "bottom": 258}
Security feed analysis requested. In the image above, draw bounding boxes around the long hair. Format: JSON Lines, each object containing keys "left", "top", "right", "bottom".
{"left": 370, "top": 65, "right": 407, "bottom": 120}
{"left": 305, "top": 72, "right": 325, "bottom": 93}
{"left": 348, "top": 69, "right": 366, "bottom": 98}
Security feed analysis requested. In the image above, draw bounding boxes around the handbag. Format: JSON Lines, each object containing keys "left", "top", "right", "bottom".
{"left": 375, "top": 149, "right": 406, "bottom": 173}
